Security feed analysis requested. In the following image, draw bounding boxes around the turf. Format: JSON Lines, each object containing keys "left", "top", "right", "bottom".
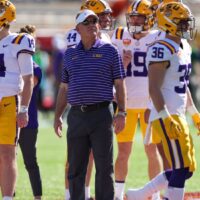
{"left": 15, "top": 115, "right": 200, "bottom": 200}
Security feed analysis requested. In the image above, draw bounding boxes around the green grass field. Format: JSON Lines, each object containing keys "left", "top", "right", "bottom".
{"left": 15, "top": 114, "right": 200, "bottom": 200}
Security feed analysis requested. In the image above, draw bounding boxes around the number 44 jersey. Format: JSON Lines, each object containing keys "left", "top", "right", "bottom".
{"left": 0, "top": 33, "right": 35, "bottom": 99}
{"left": 111, "top": 27, "right": 164, "bottom": 109}
{"left": 146, "top": 38, "right": 192, "bottom": 121}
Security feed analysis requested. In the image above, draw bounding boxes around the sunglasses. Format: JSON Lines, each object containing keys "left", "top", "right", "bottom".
{"left": 82, "top": 18, "right": 98, "bottom": 26}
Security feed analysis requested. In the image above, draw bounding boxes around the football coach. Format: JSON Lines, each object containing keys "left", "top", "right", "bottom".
{"left": 54, "top": 9, "right": 126, "bottom": 200}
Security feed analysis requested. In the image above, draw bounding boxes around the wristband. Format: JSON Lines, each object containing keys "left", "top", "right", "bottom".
{"left": 19, "top": 105, "right": 28, "bottom": 113}
{"left": 117, "top": 111, "right": 127, "bottom": 117}
{"left": 158, "top": 106, "right": 170, "bottom": 119}
{"left": 187, "top": 105, "right": 198, "bottom": 116}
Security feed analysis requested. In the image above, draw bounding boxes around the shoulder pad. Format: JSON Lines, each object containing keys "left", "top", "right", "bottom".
{"left": 150, "top": 40, "right": 177, "bottom": 54}
{"left": 12, "top": 33, "right": 27, "bottom": 45}
{"left": 115, "top": 27, "right": 124, "bottom": 40}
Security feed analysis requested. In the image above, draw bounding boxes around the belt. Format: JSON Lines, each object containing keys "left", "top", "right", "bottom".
{"left": 71, "top": 101, "right": 110, "bottom": 112}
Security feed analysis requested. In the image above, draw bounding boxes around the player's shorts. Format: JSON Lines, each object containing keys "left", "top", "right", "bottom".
{"left": 152, "top": 115, "right": 196, "bottom": 172}
{"left": 0, "top": 95, "right": 19, "bottom": 145}
{"left": 116, "top": 109, "right": 161, "bottom": 143}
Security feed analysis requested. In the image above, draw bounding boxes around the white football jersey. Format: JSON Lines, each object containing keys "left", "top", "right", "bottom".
{"left": 111, "top": 27, "right": 165, "bottom": 109}
{"left": 0, "top": 33, "right": 35, "bottom": 99}
{"left": 65, "top": 28, "right": 111, "bottom": 49}
{"left": 146, "top": 38, "right": 192, "bottom": 121}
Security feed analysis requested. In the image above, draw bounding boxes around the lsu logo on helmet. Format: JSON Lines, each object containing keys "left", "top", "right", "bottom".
{"left": 126, "top": 0, "right": 154, "bottom": 34}
{"left": 0, "top": 0, "right": 16, "bottom": 30}
{"left": 156, "top": 2, "right": 196, "bottom": 40}
{"left": 80, "top": 0, "right": 112, "bottom": 14}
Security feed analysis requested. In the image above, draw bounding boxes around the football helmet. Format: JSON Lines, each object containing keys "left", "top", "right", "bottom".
{"left": 0, "top": 0, "right": 16, "bottom": 30}
{"left": 156, "top": 2, "right": 196, "bottom": 39}
{"left": 126, "top": 0, "right": 154, "bottom": 34}
{"left": 150, "top": 0, "right": 182, "bottom": 11}
{"left": 80, "top": 0, "right": 113, "bottom": 30}
{"left": 81, "top": 0, "right": 112, "bottom": 14}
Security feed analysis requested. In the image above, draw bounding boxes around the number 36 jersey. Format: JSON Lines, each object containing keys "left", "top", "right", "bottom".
{"left": 111, "top": 27, "right": 164, "bottom": 109}
{"left": 0, "top": 33, "right": 35, "bottom": 99}
{"left": 146, "top": 38, "right": 192, "bottom": 121}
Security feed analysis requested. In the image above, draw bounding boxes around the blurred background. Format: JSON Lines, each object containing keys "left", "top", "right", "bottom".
{"left": 10, "top": 0, "right": 200, "bottom": 113}
{"left": 11, "top": 1, "right": 200, "bottom": 199}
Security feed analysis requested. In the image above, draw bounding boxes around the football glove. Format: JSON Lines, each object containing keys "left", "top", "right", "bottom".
{"left": 192, "top": 113, "right": 200, "bottom": 135}
{"left": 187, "top": 105, "right": 200, "bottom": 135}
{"left": 158, "top": 106, "right": 182, "bottom": 139}
{"left": 163, "top": 116, "right": 182, "bottom": 139}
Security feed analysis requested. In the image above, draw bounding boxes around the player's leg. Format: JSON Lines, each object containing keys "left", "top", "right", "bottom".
{"left": 0, "top": 96, "right": 19, "bottom": 200}
{"left": 65, "top": 145, "right": 94, "bottom": 200}
{"left": 140, "top": 110, "right": 162, "bottom": 200}
{"left": 65, "top": 160, "right": 71, "bottom": 200}
{"left": 18, "top": 128, "right": 42, "bottom": 200}
{"left": 126, "top": 116, "right": 197, "bottom": 200}
{"left": 156, "top": 142, "right": 171, "bottom": 170}
{"left": 85, "top": 151, "right": 94, "bottom": 200}
{"left": 0, "top": 145, "right": 17, "bottom": 199}
{"left": 115, "top": 109, "right": 137, "bottom": 200}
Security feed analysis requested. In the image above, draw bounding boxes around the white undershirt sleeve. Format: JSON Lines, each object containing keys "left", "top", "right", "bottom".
{"left": 18, "top": 53, "right": 33, "bottom": 76}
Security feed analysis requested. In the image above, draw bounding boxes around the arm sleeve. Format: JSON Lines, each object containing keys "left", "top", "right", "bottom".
{"left": 112, "top": 46, "right": 126, "bottom": 80}
{"left": 61, "top": 50, "right": 69, "bottom": 83}
{"left": 18, "top": 53, "right": 33, "bottom": 76}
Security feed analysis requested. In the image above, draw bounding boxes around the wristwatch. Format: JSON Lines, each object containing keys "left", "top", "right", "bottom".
{"left": 19, "top": 105, "right": 28, "bottom": 113}
{"left": 117, "top": 111, "right": 127, "bottom": 117}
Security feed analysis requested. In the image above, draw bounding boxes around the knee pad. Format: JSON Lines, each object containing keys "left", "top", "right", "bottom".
{"left": 168, "top": 168, "right": 190, "bottom": 188}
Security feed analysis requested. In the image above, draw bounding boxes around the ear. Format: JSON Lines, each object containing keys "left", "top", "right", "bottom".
{"left": 76, "top": 25, "right": 80, "bottom": 34}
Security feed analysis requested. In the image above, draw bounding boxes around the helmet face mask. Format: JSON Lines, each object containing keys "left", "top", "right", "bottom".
{"left": 80, "top": 0, "right": 114, "bottom": 30}
{"left": 126, "top": 14, "right": 147, "bottom": 34}
{"left": 126, "top": 0, "right": 153, "bottom": 34}
{"left": 176, "top": 17, "right": 196, "bottom": 40}
{"left": 157, "top": 2, "right": 196, "bottom": 40}
{"left": 0, "top": 1, "right": 16, "bottom": 30}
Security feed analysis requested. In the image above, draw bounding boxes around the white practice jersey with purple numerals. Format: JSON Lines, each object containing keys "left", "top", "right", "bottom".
{"left": 111, "top": 27, "right": 165, "bottom": 109}
{"left": 146, "top": 38, "right": 192, "bottom": 121}
{"left": 65, "top": 28, "right": 111, "bottom": 49}
{"left": 0, "top": 33, "right": 35, "bottom": 99}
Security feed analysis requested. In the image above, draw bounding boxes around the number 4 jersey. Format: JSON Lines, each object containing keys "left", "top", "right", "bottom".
{"left": 111, "top": 27, "right": 164, "bottom": 109}
{"left": 0, "top": 33, "right": 35, "bottom": 99}
{"left": 146, "top": 38, "right": 192, "bottom": 121}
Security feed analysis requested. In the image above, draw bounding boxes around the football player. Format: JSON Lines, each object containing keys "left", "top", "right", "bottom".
{"left": 126, "top": 2, "right": 200, "bottom": 200}
{"left": 0, "top": 1, "right": 35, "bottom": 200}
{"left": 66, "top": 0, "right": 113, "bottom": 49}
{"left": 111, "top": 0, "right": 165, "bottom": 199}
{"left": 65, "top": 1, "right": 113, "bottom": 199}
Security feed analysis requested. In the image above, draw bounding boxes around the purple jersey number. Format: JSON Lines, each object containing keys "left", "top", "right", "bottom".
{"left": 175, "top": 64, "right": 192, "bottom": 94}
{"left": 0, "top": 54, "right": 5, "bottom": 77}
{"left": 126, "top": 52, "right": 147, "bottom": 77}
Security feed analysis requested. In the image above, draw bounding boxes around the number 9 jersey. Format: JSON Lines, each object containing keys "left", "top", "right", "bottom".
{"left": 0, "top": 33, "right": 35, "bottom": 99}
{"left": 146, "top": 38, "right": 192, "bottom": 121}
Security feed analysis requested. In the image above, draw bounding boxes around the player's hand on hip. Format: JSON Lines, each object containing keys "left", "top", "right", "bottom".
{"left": 54, "top": 117, "right": 63, "bottom": 137}
{"left": 192, "top": 113, "right": 200, "bottom": 135}
{"left": 113, "top": 114, "right": 126, "bottom": 134}
{"left": 123, "top": 49, "right": 132, "bottom": 69}
{"left": 163, "top": 116, "right": 182, "bottom": 139}
{"left": 17, "top": 112, "right": 28, "bottom": 128}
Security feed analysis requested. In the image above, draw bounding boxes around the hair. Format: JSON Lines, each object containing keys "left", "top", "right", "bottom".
{"left": 19, "top": 25, "right": 36, "bottom": 36}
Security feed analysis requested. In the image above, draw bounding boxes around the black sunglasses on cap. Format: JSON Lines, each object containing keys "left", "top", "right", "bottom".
{"left": 82, "top": 18, "right": 98, "bottom": 26}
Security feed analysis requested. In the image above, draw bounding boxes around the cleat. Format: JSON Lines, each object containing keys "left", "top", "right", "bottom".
{"left": 126, "top": 189, "right": 147, "bottom": 200}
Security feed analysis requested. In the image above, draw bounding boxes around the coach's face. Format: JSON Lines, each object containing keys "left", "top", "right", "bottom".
{"left": 76, "top": 16, "right": 100, "bottom": 40}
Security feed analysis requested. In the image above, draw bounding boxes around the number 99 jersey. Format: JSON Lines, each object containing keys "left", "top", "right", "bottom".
{"left": 0, "top": 33, "right": 35, "bottom": 99}
{"left": 146, "top": 38, "right": 192, "bottom": 121}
